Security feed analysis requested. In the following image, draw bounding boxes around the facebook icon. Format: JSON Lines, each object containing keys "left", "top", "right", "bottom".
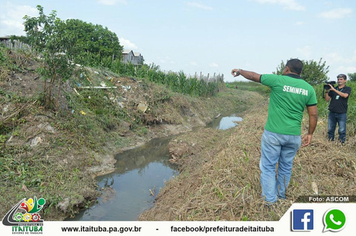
{"left": 292, "top": 209, "right": 314, "bottom": 231}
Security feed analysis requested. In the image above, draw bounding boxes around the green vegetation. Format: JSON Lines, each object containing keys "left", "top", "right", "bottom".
{"left": 0, "top": 43, "right": 33, "bottom": 76}
{"left": 63, "top": 18, "right": 123, "bottom": 67}
{"left": 2, "top": 4, "right": 355, "bottom": 222}
{"left": 110, "top": 62, "right": 221, "bottom": 97}
{"left": 348, "top": 72, "right": 356, "bottom": 82}
{"left": 17, "top": 4, "right": 220, "bottom": 109}
{"left": 22, "top": 6, "right": 123, "bottom": 70}
{"left": 0, "top": 42, "right": 246, "bottom": 219}
{"left": 275, "top": 58, "right": 329, "bottom": 85}
{"left": 226, "top": 81, "right": 271, "bottom": 95}
{"left": 23, "top": 5, "right": 75, "bottom": 109}
{"left": 147, "top": 68, "right": 220, "bottom": 97}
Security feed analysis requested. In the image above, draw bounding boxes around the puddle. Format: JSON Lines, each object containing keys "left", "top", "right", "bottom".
{"left": 67, "top": 114, "right": 242, "bottom": 221}
{"left": 208, "top": 114, "right": 243, "bottom": 130}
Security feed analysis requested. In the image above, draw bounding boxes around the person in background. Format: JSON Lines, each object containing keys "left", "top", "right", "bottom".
{"left": 324, "top": 74, "right": 351, "bottom": 144}
{"left": 231, "top": 59, "right": 318, "bottom": 205}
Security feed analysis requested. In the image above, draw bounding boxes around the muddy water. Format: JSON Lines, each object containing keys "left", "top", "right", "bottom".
{"left": 66, "top": 137, "right": 177, "bottom": 221}
{"left": 67, "top": 114, "right": 242, "bottom": 221}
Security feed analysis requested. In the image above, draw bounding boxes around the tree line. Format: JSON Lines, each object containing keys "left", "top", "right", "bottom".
{"left": 275, "top": 58, "right": 356, "bottom": 83}
{"left": 11, "top": 5, "right": 220, "bottom": 110}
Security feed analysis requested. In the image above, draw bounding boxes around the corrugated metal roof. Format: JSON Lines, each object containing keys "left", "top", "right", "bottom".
{"left": 0, "top": 36, "right": 11, "bottom": 40}
{"left": 122, "top": 50, "right": 133, "bottom": 54}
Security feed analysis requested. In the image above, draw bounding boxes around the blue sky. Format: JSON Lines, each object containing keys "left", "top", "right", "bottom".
{"left": 1, "top": 0, "right": 355, "bottom": 82}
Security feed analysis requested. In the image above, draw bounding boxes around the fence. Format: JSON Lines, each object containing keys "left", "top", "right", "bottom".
{"left": 188, "top": 72, "right": 224, "bottom": 83}
{"left": 1, "top": 39, "right": 31, "bottom": 51}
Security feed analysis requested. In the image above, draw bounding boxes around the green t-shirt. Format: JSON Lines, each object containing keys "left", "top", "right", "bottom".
{"left": 260, "top": 74, "right": 317, "bottom": 136}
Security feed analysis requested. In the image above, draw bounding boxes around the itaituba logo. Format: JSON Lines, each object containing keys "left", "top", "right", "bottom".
{"left": 2, "top": 197, "right": 46, "bottom": 234}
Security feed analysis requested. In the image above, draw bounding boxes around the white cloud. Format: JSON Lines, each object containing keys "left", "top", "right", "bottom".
{"left": 119, "top": 38, "right": 138, "bottom": 50}
{"left": 190, "top": 61, "right": 198, "bottom": 66}
{"left": 295, "top": 21, "right": 304, "bottom": 25}
{"left": 335, "top": 65, "right": 356, "bottom": 75}
{"left": 296, "top": 46, "right": 312, "bottom": 59}
{"left": 209, "top": 62, "right": 219, "bottom": 68}
{"left": 185, "top": 1, "right": 213, "bottom": 11}
{"left": 254, "top": 0, "right": 305, "bottom": 11}
{"left": 324, "top": 50, "right": 356, "bottom": 65}
{"left": 324, "top": 50, "right": 356, "bottom": 77}
{"left": 324, "top": 52, "right": 345, "bottom": 64}
{"left": 0, "top": 2, "right": 38, "bottom": 36}
{"left": 159, "top": 56, "right": 175, "bottom": 64}
{"left": 97, "top": 0, "right": 127, "bottom": 5}
{"left": 319, "top": 8, "right": 353, "bottom": 19}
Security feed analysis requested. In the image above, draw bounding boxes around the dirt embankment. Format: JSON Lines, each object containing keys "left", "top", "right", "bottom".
{"left": 139, "top": 101, "right": 356, "bottom": 221}
{"left": 0, "top": 48, "right": 264, "bottom": 220}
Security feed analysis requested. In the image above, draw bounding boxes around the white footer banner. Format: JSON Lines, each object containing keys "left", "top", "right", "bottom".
{"left": 1, "top": 203, "right": 355, "bottom": 236}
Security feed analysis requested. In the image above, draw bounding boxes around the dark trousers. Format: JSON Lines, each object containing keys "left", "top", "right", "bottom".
{"left": 328, "top": 111, "right": 347, "bottom": 143}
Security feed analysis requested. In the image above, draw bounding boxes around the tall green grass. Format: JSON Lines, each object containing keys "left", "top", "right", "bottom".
{"left": 227, "top": 81, "right": 271, "bottom": 95}
{"left": 110, "top": 60, "right": 220, "bottom": 97}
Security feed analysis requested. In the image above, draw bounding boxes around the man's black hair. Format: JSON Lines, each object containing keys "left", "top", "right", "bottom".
{"left": 337, "top": 74, "right": 347, "bottom": 80}
{"left": 286, "top": 59, "right": 303, "bottom": 75}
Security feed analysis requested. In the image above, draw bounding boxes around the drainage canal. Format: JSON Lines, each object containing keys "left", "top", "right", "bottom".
{"left": 66, "top": 114, "right": 242, "bottom": 221}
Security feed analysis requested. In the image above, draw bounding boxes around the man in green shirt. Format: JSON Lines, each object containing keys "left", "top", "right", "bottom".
{"left": 231, "top": 59, "right": 318, "bottom": 204}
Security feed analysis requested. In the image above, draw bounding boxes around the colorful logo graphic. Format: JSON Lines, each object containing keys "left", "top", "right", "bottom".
{"left": 2, "top": 197, "right": 46, "bottom": 226}
{"left": 291, "top": 209, "right": 314, "bottom": 231}
{"left": 323, "top": 208, "right": 346, "bottom": 232}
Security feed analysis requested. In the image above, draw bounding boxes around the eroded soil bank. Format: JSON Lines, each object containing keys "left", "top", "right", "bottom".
{"left": 0, "top": 52, "right": 265, "bottom": 220}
